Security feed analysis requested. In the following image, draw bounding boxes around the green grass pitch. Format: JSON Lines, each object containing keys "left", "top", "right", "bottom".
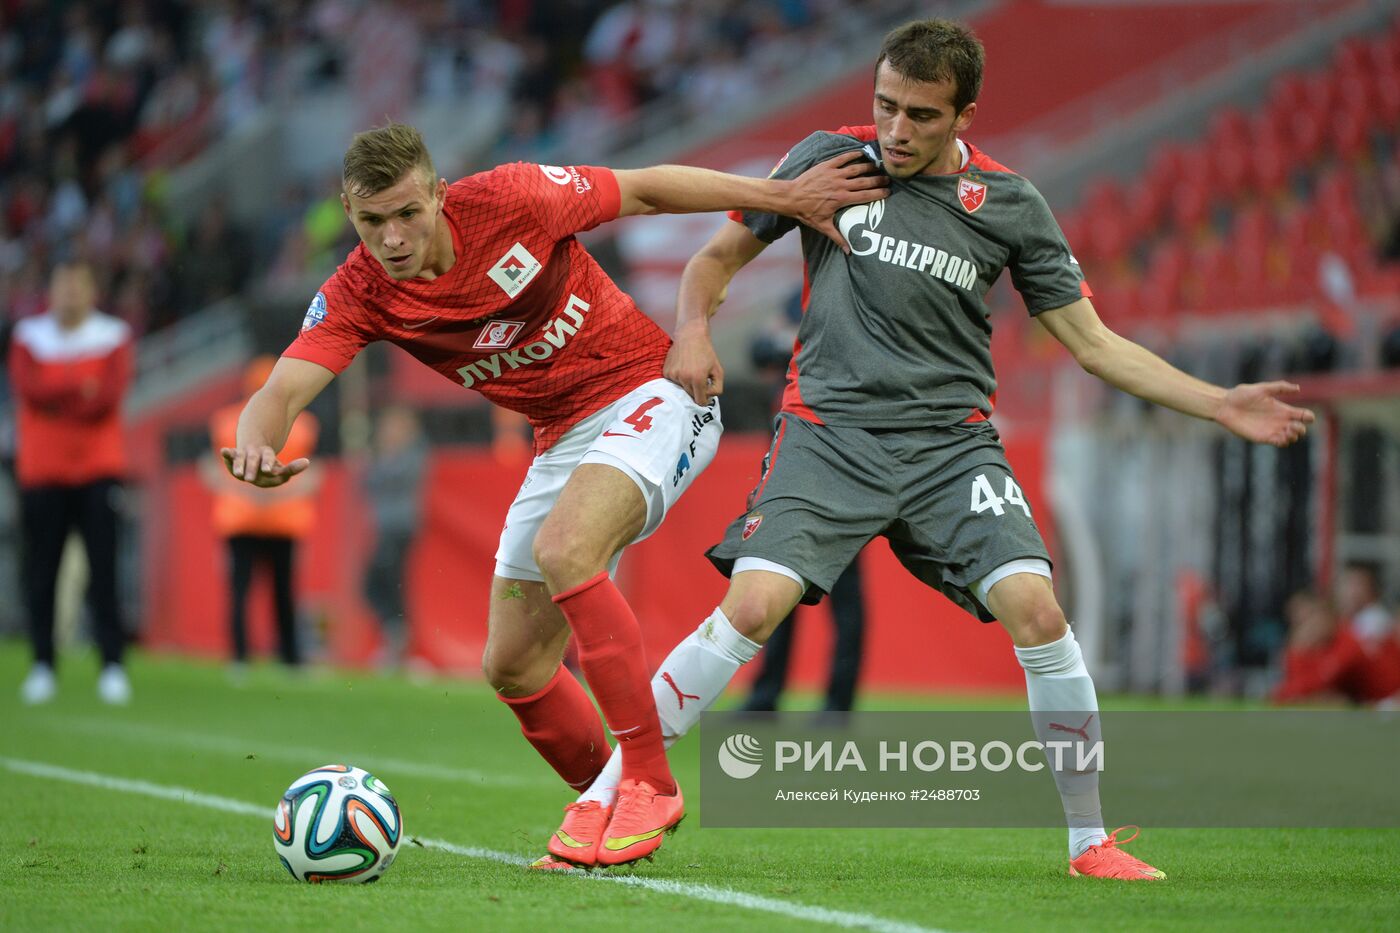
{"left": 3, "top": 643, "right": 1397, "bottom": 932}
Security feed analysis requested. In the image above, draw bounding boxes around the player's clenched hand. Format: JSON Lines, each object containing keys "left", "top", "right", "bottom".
{"left": 787, "top": 151, "right": 889, "bottom": 254}
{"left": 664, "top": 330, "right": 724, "bottom": 405}
{"left": 1214, "top": 382, "right": 1315, "bottom": 447}
{"left": 221, "top": 445, "right": 311, "bottom": 487}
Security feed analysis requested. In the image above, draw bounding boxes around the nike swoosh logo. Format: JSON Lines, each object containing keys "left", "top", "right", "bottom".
{"left": 553, "top": 830, "right": 590, "bottom": 849}
{"left": 601, "top": 431, "right": 633, "bottom": 438}
{"left": 402, "top": 316, "right": 440, "bottom": 330}
{"left": 610, "top": 725, "right": 641, "bottom": 736}
{"left": 603, "top": 828, "right": 665, "bottom": 850}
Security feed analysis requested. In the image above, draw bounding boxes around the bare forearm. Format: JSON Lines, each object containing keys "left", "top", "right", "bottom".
{"left": 675, "top": 252, "right": 735, "bottom": 335}
{"left": 235, "top": 387, "right": 300, "bottom": 452}
{"left": 1080, "top": 331, "right": 1226, "bottom": 422}
{"left": 618, "top": 166, "right": 792, "bottom": 217}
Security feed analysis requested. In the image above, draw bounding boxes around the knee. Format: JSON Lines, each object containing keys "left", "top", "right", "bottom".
{"left": 532, "top": 526, "right": 605, "bottom": 593}
{"left": 481, "top": 644, "right": 553, "bottom": 698}
{"left": 1005, "top": 602, "right": 1068, "bottom": 648}
{"left": 723, "top": 586, "right": 796, "bottom": 644}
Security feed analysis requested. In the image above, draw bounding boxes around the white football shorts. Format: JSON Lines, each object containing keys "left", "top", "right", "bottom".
{"left": 494, "top": 377, "right": 723, "bottom": 582}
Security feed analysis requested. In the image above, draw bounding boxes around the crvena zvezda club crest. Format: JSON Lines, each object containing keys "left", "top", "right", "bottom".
{"left": 958, "top": 177, "right": 986, "bottom": 213}
{"left": 742, "top": 513, "right": 763, "bottom": 540}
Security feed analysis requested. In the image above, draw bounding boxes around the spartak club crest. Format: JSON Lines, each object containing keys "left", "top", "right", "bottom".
{"left": 958, "top": 176, "right": 987, "bottom": 213}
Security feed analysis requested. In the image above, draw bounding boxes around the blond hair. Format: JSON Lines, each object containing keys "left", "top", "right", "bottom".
{"left": 342, "top": 123, "right": 436, "bottom": 198}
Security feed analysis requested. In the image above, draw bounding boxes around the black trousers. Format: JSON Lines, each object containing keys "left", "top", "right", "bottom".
{"left": 20, "top": 480, "right": 125, "bottom": 668}
{"left": 744, "top": 557, "right": 866, "bottom": 712}
{"left": 227, "top": 534, "right": 300, "bottom": 665}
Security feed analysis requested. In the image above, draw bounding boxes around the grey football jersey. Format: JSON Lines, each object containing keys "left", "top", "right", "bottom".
{"left": 740, "top": 130, "right": 1087, "bottom": 427}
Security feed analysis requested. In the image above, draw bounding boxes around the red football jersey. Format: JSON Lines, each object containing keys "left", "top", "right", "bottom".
{"left": 285, "top": 162, "right": 671, "bottom": 452}
{"left": 8, "top": 310, "right": 132, "bottom": 488}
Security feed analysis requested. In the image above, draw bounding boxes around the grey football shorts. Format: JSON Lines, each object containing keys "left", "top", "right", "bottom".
{"left": 706, "top": 414, "right": 1052, "bottom": 622}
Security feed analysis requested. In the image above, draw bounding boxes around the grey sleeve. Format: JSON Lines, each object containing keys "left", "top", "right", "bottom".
{"left": 737, "top": 132, "right": 867, "bottom": 243}
{"left": 1008, "top": 183, "right": 1089, "bottom": 315}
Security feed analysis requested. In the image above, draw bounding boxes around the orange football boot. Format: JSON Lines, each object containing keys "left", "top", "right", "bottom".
{"left": 595, "top": 779, "right": 684, "bottom": 867}
{"left": 546, "top": 800, "right": 612, "bottom": 867}
{"left": 1069, "top": 826, "right": 1166, "bottom": 880}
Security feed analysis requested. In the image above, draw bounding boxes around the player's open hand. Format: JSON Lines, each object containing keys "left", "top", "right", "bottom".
{"left": 221, "top": 445, "right": 311, "bottom": 487}
{"left": 1215, "top": 382, "right": 1315, "bottom": 447}
{"left": 664, "top": 329, "right": 724, "bottom": 404}
{"left": 788, "top": 151, "right": 889, "bottom": 254}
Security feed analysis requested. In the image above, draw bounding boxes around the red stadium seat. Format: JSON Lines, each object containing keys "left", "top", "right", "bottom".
{"left": 1208, "top": 107, "right": 1251, "bottom": 150}
{"left": 1252, "top": 136, "right": 1291, "bottom": 199}
{"left": 1170, "top": 180, "right": 1211, "bottom": 233}
{"left": 1374, "top": 72, "right": 1400, "bottom": 131}
{"left": 1333, "top": 106, "right": 1371, "bottom": 163}
{"left": 1290, "top": 110, "right": 1326, "bottom": 167}
{"left": 1187, "top": 239, "right": 1233, "bottom": 313}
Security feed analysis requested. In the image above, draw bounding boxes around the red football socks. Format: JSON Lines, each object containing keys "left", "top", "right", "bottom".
{"left": 553, "top": 572, "right": 676, "bottom": 795}
{"left": 498, "top": 664, "right": 610, "bottom": 790}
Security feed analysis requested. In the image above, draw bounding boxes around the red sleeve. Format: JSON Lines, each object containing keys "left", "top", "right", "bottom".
{"left": 8, "top": 340, "right": 81, "bottom": 410}
{"left": 506, "top": 162, "right": 621, "bottom": 240}
{"left": 71, "top": 338, "right": 133, "bottom": 420}
{"left": 283, "top": 271, "right": 372, "bottom": 374}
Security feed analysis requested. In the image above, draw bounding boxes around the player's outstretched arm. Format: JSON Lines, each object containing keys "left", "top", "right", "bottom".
{"left": 665, "top": 223, "right": 770, "bottom": 405}
{"left": 1038, "top": 298, "right": 1315, "bottom": 447}
{"left": 221, "top": 357, "right": 335, "bottom": 487}
{"left": 613, "top": 153, "right": 887, "bottom": 253}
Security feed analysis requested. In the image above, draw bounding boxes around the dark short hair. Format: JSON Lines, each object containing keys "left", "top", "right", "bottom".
{"left": 342, "top": 122, "right": 436, "bottom": 198}
{"left": 875, "top": 19, "right": 985, "bottom": 113}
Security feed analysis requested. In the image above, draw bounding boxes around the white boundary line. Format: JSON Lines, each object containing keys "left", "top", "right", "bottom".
{"left": 3, "top": 756, "right": 950, "bottom": 933}
{"left": 27, "top": 713, "right": 555, "bottom": 789}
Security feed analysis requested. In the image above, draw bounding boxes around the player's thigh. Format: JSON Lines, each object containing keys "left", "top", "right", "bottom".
{"left": 707, "top": 415, "right": 890, "bottom": 604}
{"left": 535, "top": 462, "right": 649, "bottom": 575}
{"left": 497, "top": 378, "right": 723, "bottom": 583}
{"left": 573, "top": 377, "right": 723, "bottom": 546}
{"left": 482, "top": 576, "right": 570, "bottom": 694}
{"left": 888, "top": 425, "right": 1052, "bottom": 623}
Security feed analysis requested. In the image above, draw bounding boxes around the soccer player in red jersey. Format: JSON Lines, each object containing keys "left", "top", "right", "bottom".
{"left": 220, "top": 123, "right": 886, "bottom": 868}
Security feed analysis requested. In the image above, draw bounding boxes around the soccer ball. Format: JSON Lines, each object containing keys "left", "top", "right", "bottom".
{"left": 273, "top": 764, "right": 403, "bottom": 883}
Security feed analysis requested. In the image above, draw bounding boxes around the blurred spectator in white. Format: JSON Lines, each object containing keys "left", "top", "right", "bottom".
{"left": 1338, "top": 562, "right": 1395, "bottom": 648}
{"left": 9, "top": 260, "right": 134, "bottom": 706}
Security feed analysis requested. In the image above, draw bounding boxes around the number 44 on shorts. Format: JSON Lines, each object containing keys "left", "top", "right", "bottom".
{"left": 969, "top": 472, "right": 1031, "bottom": 517}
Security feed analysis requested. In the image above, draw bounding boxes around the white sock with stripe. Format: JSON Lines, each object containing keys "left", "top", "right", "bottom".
{"left": 1014, "top": 626, "right": 1108, "bottom": 859}
{"left": 578, "top": 608, "right": 760, "bottom": 806}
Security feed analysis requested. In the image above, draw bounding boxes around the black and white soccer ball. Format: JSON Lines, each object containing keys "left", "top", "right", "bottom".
{"left": 273, "top": 764, "right": 402, "bottom": 883}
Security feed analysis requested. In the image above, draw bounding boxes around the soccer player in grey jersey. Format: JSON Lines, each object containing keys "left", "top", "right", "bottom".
{"left": 571, "top": 19, "right": 1314, "bottom": 879}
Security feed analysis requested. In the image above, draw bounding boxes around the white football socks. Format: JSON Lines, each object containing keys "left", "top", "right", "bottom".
{"left": 1014, "top": 626, "right": 1108, "bottom": 859}
{"left": 578, "top": 608, "right": 760, "bottom": 806}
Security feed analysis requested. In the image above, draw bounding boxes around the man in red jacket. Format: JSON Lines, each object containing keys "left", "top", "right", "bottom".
{"left": 9, "top": 260, "right": 134, "bottom": 705}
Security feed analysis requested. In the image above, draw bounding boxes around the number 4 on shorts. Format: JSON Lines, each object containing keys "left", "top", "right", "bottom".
{"left": 623, "top": 397, "right": 665, "bottom": 433}
{"left": 969, "top": 472, "right": 1031, "bottom": 517}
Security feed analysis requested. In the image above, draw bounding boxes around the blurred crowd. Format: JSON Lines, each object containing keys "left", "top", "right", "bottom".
{"left": 0, "top": 0, "right": 911, "bottom": 339}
